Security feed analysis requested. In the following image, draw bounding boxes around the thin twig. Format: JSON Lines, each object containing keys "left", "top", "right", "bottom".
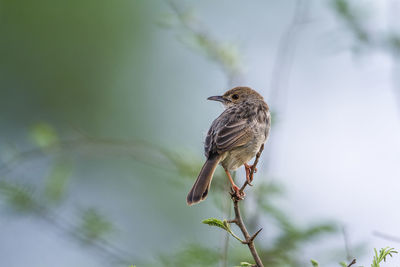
{"left": 230, "top": 145, "right": 265, "bottom": 267}
{"left": 347, "top": 258, "right": 357, "bottom": 267}
{"left": 342, "top": 226, "right": 353, "bottom": 261}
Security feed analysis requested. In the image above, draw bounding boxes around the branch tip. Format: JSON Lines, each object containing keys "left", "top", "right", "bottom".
{"left": 347, "top": 259, "right": 356, "bottom": 267}
{"left": 249, "top": 228, "right": 263, "bottom": 242}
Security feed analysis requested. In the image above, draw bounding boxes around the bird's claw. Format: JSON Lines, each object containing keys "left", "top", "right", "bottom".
{"left": 231, "top": 185, "right": 245, "bottom": 200}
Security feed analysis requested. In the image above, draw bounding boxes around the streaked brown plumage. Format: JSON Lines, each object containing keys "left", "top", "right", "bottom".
{"left": 187, "top": 86, "right": 271, "bottom": 205}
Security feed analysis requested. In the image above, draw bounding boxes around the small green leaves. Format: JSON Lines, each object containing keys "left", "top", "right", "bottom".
{"left": 371, "top": 247, "right": 398, "bottom": 267}
{"left": 339, "top": 261, "right": 347, "bottom": 267}
{"left": 158, "top": 244, "right": 219, "bottom": 266}
{"left": 202, "top": 218, "right": 226, "bottom": 230}
{"left": 202, "top": 218, "right": 244, "bottom": 243}
{"left": 310, "top": 259, "right": 319, "bottom": 266}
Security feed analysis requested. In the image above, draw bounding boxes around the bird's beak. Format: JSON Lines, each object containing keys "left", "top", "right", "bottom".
{"left": 207, "top": 95, "right": 225, "bottom": 103}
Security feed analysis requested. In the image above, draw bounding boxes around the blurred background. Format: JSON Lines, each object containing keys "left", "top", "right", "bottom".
{"left": 1, "top": 0, "right": 400, "bottom": 266}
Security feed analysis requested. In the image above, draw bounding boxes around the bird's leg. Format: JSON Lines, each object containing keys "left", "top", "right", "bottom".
{"left": 224, "top": 169, "right": 245, "bottom": 199}
{"left": 244, "top": 163, "right": 257, "bottom": 183}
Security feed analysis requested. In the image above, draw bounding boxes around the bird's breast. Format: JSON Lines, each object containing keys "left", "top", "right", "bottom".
{"left": 220, "top": 130, "right": 266, "bottom": 171}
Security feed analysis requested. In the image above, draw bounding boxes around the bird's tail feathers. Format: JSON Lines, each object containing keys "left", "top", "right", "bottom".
{"left": 186, "top": 154, "right": 221, "bottom": 205}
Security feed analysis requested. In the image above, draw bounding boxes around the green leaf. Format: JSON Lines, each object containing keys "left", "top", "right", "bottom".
{"left": 30, "top": 122, "right": 59, "bottom": 148}
{"left": 202, "top": 218, "right": 227, "bottom": 230}
{"left": 339, "top": 262, "right": 347, "bottom": 267}
{"left": 202, "top": 218, "right": 244, "bottom": 243}
{"left": 310, "top": 259, "right": 319, "bottom": 267}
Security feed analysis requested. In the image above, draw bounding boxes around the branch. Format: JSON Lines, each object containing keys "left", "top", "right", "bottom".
{"left": 347, "top": 259, "right": 357, "bottom": 267}
{"left": 229, "top": 144, "right": 265, "bottom": 267}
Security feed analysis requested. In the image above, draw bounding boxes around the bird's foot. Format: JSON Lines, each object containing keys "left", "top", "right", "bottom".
{"left": 231, "top": 184, "right": 245, "bottom": 200}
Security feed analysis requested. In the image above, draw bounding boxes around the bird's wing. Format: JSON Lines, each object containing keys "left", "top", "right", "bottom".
{"left": 215, "top": 118, "right": 255, "bottom": 152}
{"left": 204, "top": 110, "right": 256, "bottom": 156}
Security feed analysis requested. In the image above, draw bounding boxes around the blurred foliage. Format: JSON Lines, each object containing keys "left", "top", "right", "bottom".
{"left": 30, "top": 122, "right": 59, "bottom": 149}
{"left": 162, "top": 0, "right": 243, "bottom": 85}
{"left": 156, "top": 244, "right": 219, "bottom": 267}
{"left": 331, "top": 0, "right": 370, "bottom": 45}
{"left": 0, "top": 122, "right": 133, "bottom": 264}
{"left": 331, "top": 0, "right": 400, "bottom": 55}
{"left": 311, "top": 247, "right": 398, "bottom": 267}
{"left": 76, "top": 208, "right": 113, "bottom": 243}
{"left": 0, "top": 181, "right": 38, "bottom": 213}
{"left": 0, "top": 0, "right": 152, "bottom": 140}
{"left": 44, "top": 161, "right": 72, "bottom": 204}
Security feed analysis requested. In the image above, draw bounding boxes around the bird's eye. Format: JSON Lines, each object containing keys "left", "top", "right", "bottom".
{"left": 232, "top": 94, "right": 239, "bottom": 100}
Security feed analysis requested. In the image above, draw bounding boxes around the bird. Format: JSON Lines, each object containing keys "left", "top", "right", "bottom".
{"left": 187, "top": 86, "right": 271, "bottom": 205}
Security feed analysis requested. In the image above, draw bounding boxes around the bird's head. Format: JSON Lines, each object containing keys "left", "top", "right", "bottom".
{"left": 207, "top": 86, "right": 264, "bottom": 107}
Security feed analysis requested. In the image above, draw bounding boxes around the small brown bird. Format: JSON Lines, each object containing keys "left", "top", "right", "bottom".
{"left": 187, "top": 86, "right": 271, "bottom": 205}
